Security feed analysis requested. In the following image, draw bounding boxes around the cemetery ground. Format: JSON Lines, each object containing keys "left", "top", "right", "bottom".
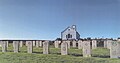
{"left": 0, "top": 44, "right": 120, "bottom": 63}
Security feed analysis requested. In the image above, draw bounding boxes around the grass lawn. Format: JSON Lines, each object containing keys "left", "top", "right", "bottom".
{"left": 0, "top": 44, "right": 120, "bottom": 63}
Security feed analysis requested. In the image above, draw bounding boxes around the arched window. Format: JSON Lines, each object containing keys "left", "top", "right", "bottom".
{"left": 68, "top": 34, "right": 71, "bottom": 38}
{"left": 70, "top": 35, "right": 72, "bottom": 38}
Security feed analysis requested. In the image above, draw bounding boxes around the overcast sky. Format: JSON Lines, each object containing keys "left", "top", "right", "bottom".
{"left": 0, "top": 0, "right": 120, "bottom": 40}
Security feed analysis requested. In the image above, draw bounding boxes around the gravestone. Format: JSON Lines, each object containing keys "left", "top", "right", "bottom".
{"left": 107, "top": 40, "right": 112, "bottom": 49}
{"left": 104, "top": 40, "right": 107, "bottom": 48}
{"left": 72, "top": 40, "right": 76, "bottom": 47}
{"left": 27, "top": 41, "right": 33, "bottom": 53}
{"left": 6, "top": 41, "right": 9, "bottom": 47}
{"left": 1, "top": 41, "right": 7, "bottom": 52}
{"left": 36, "top": 41, "right": 39, "bottom": 47}
{"left": 43, "top": 41, "right": 49, "bottom": 54}
{"left": 0, "top": 41, "right": 1, "bottom": 47}
{"left": 83, "top": 41, "right": 91, "bottom": 57}
{"left": 92, "top": 40, "right": 97, "bottom": 49}
{"left": 33, "top": 41, "right": 36, "bottom": 46}
{"left": 39, "top": 41, "right": 42, "bottom": 47}
{"left": 13, "top": 41, "right": 19, "bottom": 53}
{"left": 26, "top": 41, "right": 28, "bottom": 46}
{"left": 78, "top": 40, "right": 83, "bottom": 49}
{"left": 20, "top": 41, "right": 23, "bottom": 47}
{"left": 66, "top": 40, "right": 70, "bottom": 49}
{"left": 110, "top": 41, "right": 120, "bottom": 58}
{"left": 54, "top": 40, "right": 60, "bottom": 48}
{"left": 61, "top": 41, "right": 68, "bottom": 55}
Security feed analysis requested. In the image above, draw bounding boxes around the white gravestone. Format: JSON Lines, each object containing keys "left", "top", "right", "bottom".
{"left": 83, "top": 41, "right": 91, "bottom": 57}
{"left": 92, "top": 40, "right": 97, "bottom": 49}
{"left": 61, "top": 41, "right": 68, "bottom": 55}
{"left": 2, "top": 41, "right": 7, "bottom": 52}
{"left": 13, "top": 41, "right": 19, "bottom": 53}
{"left": 72, "top": 40, "right": 76, "bottom": 47}
{"left": 43, "top": 41, "right": 49, "bottom": 54}
{"left": 78, "top": 40, "right": 83, "bottom": 49}
{"left": 27, "top": 41, "right": 33, "bottom": 53}
{"left": 110, "top": 41, "right": 120, "bottom": 58}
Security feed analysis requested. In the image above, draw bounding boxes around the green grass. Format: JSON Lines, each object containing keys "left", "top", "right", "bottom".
{"left": 0, "top": 44, "right": 120, "bottom": 63}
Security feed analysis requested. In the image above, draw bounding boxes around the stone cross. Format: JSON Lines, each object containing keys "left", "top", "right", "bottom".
{"left": 92, "top": 40, "right": 97, "bottom": 49}
{"left": 72, "top": 40, "right": 76, "bottom": 48}
{"left": 27, "top": 41, "right": 33, "bottom": 53}
{"left": 1, "top": 41, "right": 7, "bottom": 52}
{"left": 110, "top": 41, "right": 120, "bottom": 58}
{"left": 82, "top": 41, "right": 91, "bottom": 57}
{"left": 78, "top": 40, "right": 83, "bottom": 49}
{"left": 61, "top": 41, "right": 68, "bottom": 55}
{"left": 43, "top": 41, "right": 49, "bottom": 54}
{"left": 13, "top": 41, "right": 19, "bottom": 53}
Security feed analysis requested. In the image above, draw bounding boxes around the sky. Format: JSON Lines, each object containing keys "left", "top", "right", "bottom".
{"left": 0, "top": 0, "right": 120, "bottom": 40}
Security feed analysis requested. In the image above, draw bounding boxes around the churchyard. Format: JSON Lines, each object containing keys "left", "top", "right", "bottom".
{"left": 0, "top": 39, "right": 120, "bottom": 63}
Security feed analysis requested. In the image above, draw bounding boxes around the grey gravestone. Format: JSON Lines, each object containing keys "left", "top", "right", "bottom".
{"left": 36, "top": 41, "right": 39, "bottom": 47}
{"left": 104, "top": 40, "right": 107, "bottom": 48}
{"left": 54, "top": 40, "right": 60, "bottom": 48}
{"left": 61, "top": 41, "right": 68, "bottom": 55}
{"left": 72, "top": 40, "right": 76, "bottom": 47}
{"left": 13, "top": 41, "right": 19, "bottom": 53}
{"left": 39, "top": 41, "right": 42, "bottom": 47}
{"left": 1, "top": 41, "right": 7, "bottom": 52}
{"left": 6, "top": 41, "right": 9, "bottom": 47}
{"left": 92, "top": 40, "right": 97, "bottom": 49}
{"left": 110, "top": 41, "right": 119, "bottom": 58}
{"left": 20, "top": 41, "right": 23, "bottom": 47}
{"left": 33, "top": 41, "right": 36, "bottom": 46}
{"left": 43, "top": 41, "right": 49, "bottom": 54}
{"left": 83, "top": 41, "right": 91, "bottom": 57}
{"left": 78, "top": 40, "right": 83, "bottom": 49}
{"left": 27, "top": 41, "right": 33, "bottom": 53}
{"left": 66, "top": 40, "right": 70, "bottom": 49}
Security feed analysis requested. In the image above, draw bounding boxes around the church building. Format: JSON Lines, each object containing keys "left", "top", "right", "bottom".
{"left": 61, "top": 25, "right": 80, "bottom": 40}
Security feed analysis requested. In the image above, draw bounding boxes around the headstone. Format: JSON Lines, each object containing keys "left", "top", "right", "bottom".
{"left": 72, "top": 40, "right": 76, "bottom": 47}
{"left": 0, "top": 41, "right": 2, "bottom": 47}
{"left": 36, "top": 41, "right": 39, "bottom": 47}
{"left": 66, "top": 40, "right": 70, "bottom": 49}
{"left": 78, "top": 40, "right": 83, "bottom": 49}
{"left": 13, "top": 41, "right": 19, "bottom": 53}
{"left": 6, "top": 41, "right": 9, "bottom": 47}
{"left": 33, "top": 41, "right": 36, "bottom": 46}
{"left": 54, "top": 40, "right": 60, "bottom": 48}
{"left": 43, "top": 41, "right": 49, "bottom": 54}
{"left": 27, "top": 41, "right": 33, "bottom": 53}
{"left": 61, "top": 41, "right": 68, "bottom": 55}
{"left": 83, "top": 41, "right": 91, "bottom": 57}
{"left": 104, "top": 40, "right": 107, "bottom": 48}
{"left": 110, "top": 41, "right": 120, "bottom": 58}
{"left": 39, "top": 41, "right": 42, "bottom": 47}
{"left": 26, "top": 41, "right": 28, "bottom": 46}
{"left": 107, "top": 40, "right": 112, "bottom": 49}
{"left": 92, "top": 40, "right": 97, "bottom": 49}
{"left": 20, "top": 41, "right": 23, "bottom": 47}
{"left": 1, "top": 41, "right": 7, "bottom": 52}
